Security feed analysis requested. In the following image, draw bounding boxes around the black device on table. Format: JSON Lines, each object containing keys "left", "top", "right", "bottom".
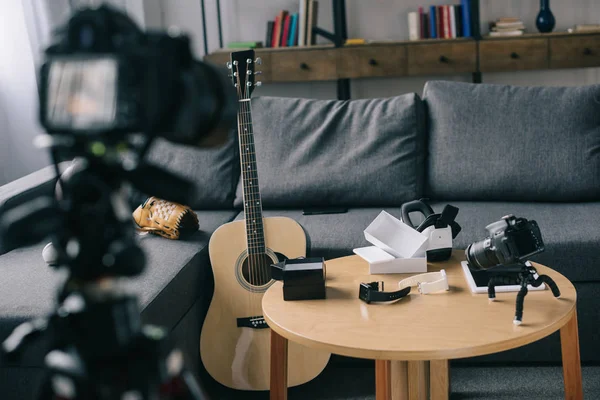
{"left": 465, "top": 214, "right": 561, "bottom": 325}
{"left": 271, "top": 258, "right": 327, "bottom": 300}
{"left": 0, "top": 4, "right": 237, "bottom": 399}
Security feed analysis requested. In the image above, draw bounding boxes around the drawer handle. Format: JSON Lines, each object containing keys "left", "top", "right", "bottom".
{"left": 369, "top": 58, "right": 378, "bottom": 66}
{"left": 583, "top": 47, "right": 593, "bottom": 56}
{"left": 510, "top": 52, "right": 520, "bottom": 59}
{"left": 300, "top": 62, "right": 309, "bottom": 70}
{"left": 439, "top": 55, "right": 449, "bottom": 63}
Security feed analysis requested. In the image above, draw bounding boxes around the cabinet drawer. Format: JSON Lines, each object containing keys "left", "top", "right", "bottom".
{"left": 337, "top": 45, "right": 407, "bottom": 79}
{"left": 269, "top": 49, "right": 337, "bottom": 82}
{"left": 407, "top": 41, "right": 476, "bottom": 75}
{"left": 550, "top": 35, "right": 600, "bottom": 69}
{"left": 479, "top": 39, "right": 548, "bottom": 72}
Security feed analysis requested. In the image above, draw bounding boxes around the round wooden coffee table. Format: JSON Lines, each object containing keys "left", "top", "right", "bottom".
{"left": 262, "top": 251, "right": 582, "bottom": 400}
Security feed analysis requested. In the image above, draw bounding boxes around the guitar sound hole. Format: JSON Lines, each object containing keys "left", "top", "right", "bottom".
{"left": 242, "top": 253, "right": 276, "bottom": 287}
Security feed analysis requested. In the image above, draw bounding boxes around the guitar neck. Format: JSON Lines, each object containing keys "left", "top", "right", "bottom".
{"left": 237, "top": 100, "right": 265, "bottom": 255}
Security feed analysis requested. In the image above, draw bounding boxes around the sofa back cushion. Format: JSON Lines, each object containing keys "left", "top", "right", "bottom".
{"left": 233, "top": 94, "right": 426, "bottom": 208}
{"left": 424, "top": 81, "right": 600, "bottom": 201}
{"left": 145, "top": 134, "right": 239, "bottom": 209}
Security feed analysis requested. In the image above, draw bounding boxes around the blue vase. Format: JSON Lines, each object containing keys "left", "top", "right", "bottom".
{"left": 536, "top": 0, "right": 555, "bottom": 33}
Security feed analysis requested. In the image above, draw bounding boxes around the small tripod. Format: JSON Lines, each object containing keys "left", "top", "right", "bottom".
{"left": 487, "top": 261, "right": 561, "bottom": 325}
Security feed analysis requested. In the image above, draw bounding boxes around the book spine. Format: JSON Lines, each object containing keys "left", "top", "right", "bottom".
{"left": 288, "top": 13, "right": 298, "bottom": 46}
{"left": 450, "top": 5, "right": 456, "bottom": 38}
{"left": 272, "top": 15, "right": 280, "bottom": 47}
{"left": 461, "top": 0, "right": 471, "bottom": 37}
{"left": 429, "top": 6, "right": 437, "bottom": 39}
{"left": 436, "top": 6, "right": 443, "bottom": 38}
{"left": 266, "top": 21, "right": 274, "bottom": 48}
{"left": 408, "top": 12, "right": 420, "bottom": 41}
{"left": 444, "top": 6, "right": 451, "bottom": 39}
{"left": 281, "top": 14, "right": 291, "bottom": 47}
{"left": 278, "top": 11, "right": 288, "bottom": 47}
{"left": 298, "top": 0, "right": 308, "bottom": 46}
{"left": 455, "top": 5, "right": 463, "bottom": 38}
{"left": 470, "top": 0, "right": 480, "bottom": 38}
{"left": 419, "top": 7, "right": 424, "bottom": 39}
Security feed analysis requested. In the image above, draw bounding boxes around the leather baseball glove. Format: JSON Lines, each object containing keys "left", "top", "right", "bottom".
{"left": 132, "top": 196, "right": 199, "bottom": 240}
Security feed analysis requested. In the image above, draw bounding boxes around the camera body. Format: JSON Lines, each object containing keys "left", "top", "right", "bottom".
{"left": 38, "top": 4, "right": 235, "bottom": 146}
{"left": 466, "top": 214, "right": 544, "bottom": 270}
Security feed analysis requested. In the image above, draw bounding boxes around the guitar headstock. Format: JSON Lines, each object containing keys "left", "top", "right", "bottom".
{"left": 227, "top": 50, "right": 262, "bottom": 100}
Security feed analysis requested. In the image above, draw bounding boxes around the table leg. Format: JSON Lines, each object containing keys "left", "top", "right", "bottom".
{"left": 560, "top": 310, "right": 583, "bottom": 400}
{"left": 391, "top": 361, "right": 408, "bottom": 400}
{"left": 430, "top": 360, "right": 450, "bottom": 400}
{"left": 408, "top": 361, "right": 429, "bottom": 400}
{"left": 270, "top": 330, "right": 288, "bottom": 400}
{"left": 376, "top": 360, "right": 391, "bottom": 400}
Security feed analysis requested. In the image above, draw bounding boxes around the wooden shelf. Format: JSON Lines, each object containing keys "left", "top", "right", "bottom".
{"left": 204, "top": 32, "right": 600, "bottom": 83}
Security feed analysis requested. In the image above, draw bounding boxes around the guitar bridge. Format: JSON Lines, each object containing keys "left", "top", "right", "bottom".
{"left": 237, "top": 316, "right": 268, "bottom": 329}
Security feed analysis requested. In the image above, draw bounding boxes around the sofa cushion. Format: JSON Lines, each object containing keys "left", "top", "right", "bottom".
{"left": 239, "top": 202, "right": 600, "bottom": 282}
{"left": 0, "top": 210, "right": 237, "bottom": 367}
{"left": 145, "top": 134, "right": 240, "bottom": 209}
{"left": 233, "top": 94, "right": 426, "bottom": 208}
{"left": 423, "top": 81, "right": 600, "bottom": 202}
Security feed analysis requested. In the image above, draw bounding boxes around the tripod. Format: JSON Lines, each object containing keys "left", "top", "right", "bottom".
{"left": 487, "top": 261, "right": 561, "bottom": 325}
{"left": 1, "top": 158, "right": 207, "bottom": 400}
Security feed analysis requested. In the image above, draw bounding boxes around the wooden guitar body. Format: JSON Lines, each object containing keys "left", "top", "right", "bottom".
{"left": 200, "top": 216, "right": 330, "bottom": 390}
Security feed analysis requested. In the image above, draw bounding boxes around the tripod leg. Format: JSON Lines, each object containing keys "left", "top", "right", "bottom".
{"left": 533, "top": 274, "right": 561, "bottom": 298}
{"left": 514, "top": 283, "right": 528, "bottom": 325}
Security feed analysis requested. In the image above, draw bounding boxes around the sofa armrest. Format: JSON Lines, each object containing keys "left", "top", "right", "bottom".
{"left": 0, "top": 163, "right": 71, "bottom": 254}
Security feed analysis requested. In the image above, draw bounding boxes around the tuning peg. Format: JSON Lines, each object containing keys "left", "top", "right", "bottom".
{"left": 255, "top": 57, "right": 262, "bottom": 65}
{"left": 246, "top": 82, "right": 252, "bottom": 87}
{"left": 233, "top": 72, "right": 238, "bottom": 77}
{"left": 233, "top": 61, "right": 238, "bottom": 66}
{"left": 226, "top": 62, "right": 232, "bottom": 69}
{"left": 255, "top": 81, "right": 262, "bottom": 87}
{"left": 246, "top": 69, "right": 253, "bottom": 75}
{"left": 246, "top": 58, "right": 253, "bottom": 64}
{"left": 254, "top": 71, "right": 262, "bottom": 75}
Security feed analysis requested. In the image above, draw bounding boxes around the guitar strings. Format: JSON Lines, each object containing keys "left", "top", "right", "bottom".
{"left": 236, "top": 62, "right": 255, "bottom": 289}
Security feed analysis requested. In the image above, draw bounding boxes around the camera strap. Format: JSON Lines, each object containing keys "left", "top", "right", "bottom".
{"left": 359, "top": 270, "right": 449, "bottom": 303}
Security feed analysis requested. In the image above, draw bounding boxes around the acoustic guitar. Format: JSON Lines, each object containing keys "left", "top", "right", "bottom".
{"left": 200, "top": 50, "right": 330, "bottom": 391}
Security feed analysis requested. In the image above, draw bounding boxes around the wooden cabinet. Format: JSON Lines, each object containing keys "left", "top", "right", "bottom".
{"left": 479, "top": 38, "right": 548, "bottom": 72}
{"left": 337, "top": 45, "right": 407, "bottom": 79}
{"left": 550, "top": 35, "right": 600, "bottom": 69}
{"left": 407, "top": 41, "right": 476, "bottom": 76}
{"left": 269, "top": 48, "right": 337, "bottom": 82}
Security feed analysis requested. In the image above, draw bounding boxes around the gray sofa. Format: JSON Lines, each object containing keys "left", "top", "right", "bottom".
{"left": 0, "top": 81, "right": 598, "bottom": 399}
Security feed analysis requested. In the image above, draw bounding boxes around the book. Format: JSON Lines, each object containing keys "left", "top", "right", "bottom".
{"left": 421, "top": 11, "right": 429, "bottom": 39}
{"left": 307, "top": 0, "right": 319, "bottom": 45}
{"left": 281, "top": 13, "right": 291, "bottom": 47}
{"left": 419, "top": 7, "right": 425, "bottom": 39}
{"left": 461, "top": 0, "right": 471, "bottom": 37}
{"left": 429, "top": 6, "right": 437, "bottom": 39}
{"left": 436, "top": 6, "right": 443, "bottom": 38}
{"left": 455, "top": 5, "right": 463, "bottom": 38}
{"left": 444, "top": 6, "right": 451, "bottom": 39}
{"left": 450, "top": 5, "right": 456, "bottom": 38}
{"left": 265, "top": 21, "right": 274, "bottom": 48}
{"left": 408, "top": 11, "right": 420, "bottom": 41}
{"left": 273, "top": 10, "right": 288, "bottom": 48}
{"left": 495, "top": 21, "right": 525, "bottom": 29}
{"left": 299, "top": 0, "right": 309, "bottom": 46}
{"left": 288, "top": 13, "right": 299, "bottom": 46}
{"left": 470, "top": 0, "right": 480, "bottom": 38}
{"left": 489, "top": 30, "right": 524, "bottom": 37}
{"left": 574, "top": 24, "right": 600, "bottom": 32}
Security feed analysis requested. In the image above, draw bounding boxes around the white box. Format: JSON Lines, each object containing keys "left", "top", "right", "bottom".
{"left": 364, "top": 211, "right": 429, "bottom": 258}
{"left": 354, "top": 246, "right": 427, "bottom": 274}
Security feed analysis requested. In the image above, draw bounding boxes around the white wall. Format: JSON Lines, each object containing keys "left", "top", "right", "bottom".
{"left": 156, "top": 0, "right": 600, "bottom": 99}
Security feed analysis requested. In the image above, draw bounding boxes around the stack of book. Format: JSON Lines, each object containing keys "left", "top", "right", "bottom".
{"left": 264, "top": 0, "right": 319, "bottom": 48}
{"left": 489, "top": 18, "right": 525, "bottom": 37}
{"left": 408, "top": 0, "right": 473, "bottom": 40}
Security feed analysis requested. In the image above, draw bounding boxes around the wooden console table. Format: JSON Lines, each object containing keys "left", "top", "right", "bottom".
{"left": 204, "top": 31, "right": 600, "bottom": 84}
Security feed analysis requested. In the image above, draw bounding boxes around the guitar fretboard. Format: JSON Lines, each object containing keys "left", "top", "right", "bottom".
{"left": 237, "top": 100, "right": 265, "bottom": 255}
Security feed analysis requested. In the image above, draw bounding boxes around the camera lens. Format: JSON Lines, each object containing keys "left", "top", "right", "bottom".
{"left": 465, "top": 239, "right": 501, "bottom": 270}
